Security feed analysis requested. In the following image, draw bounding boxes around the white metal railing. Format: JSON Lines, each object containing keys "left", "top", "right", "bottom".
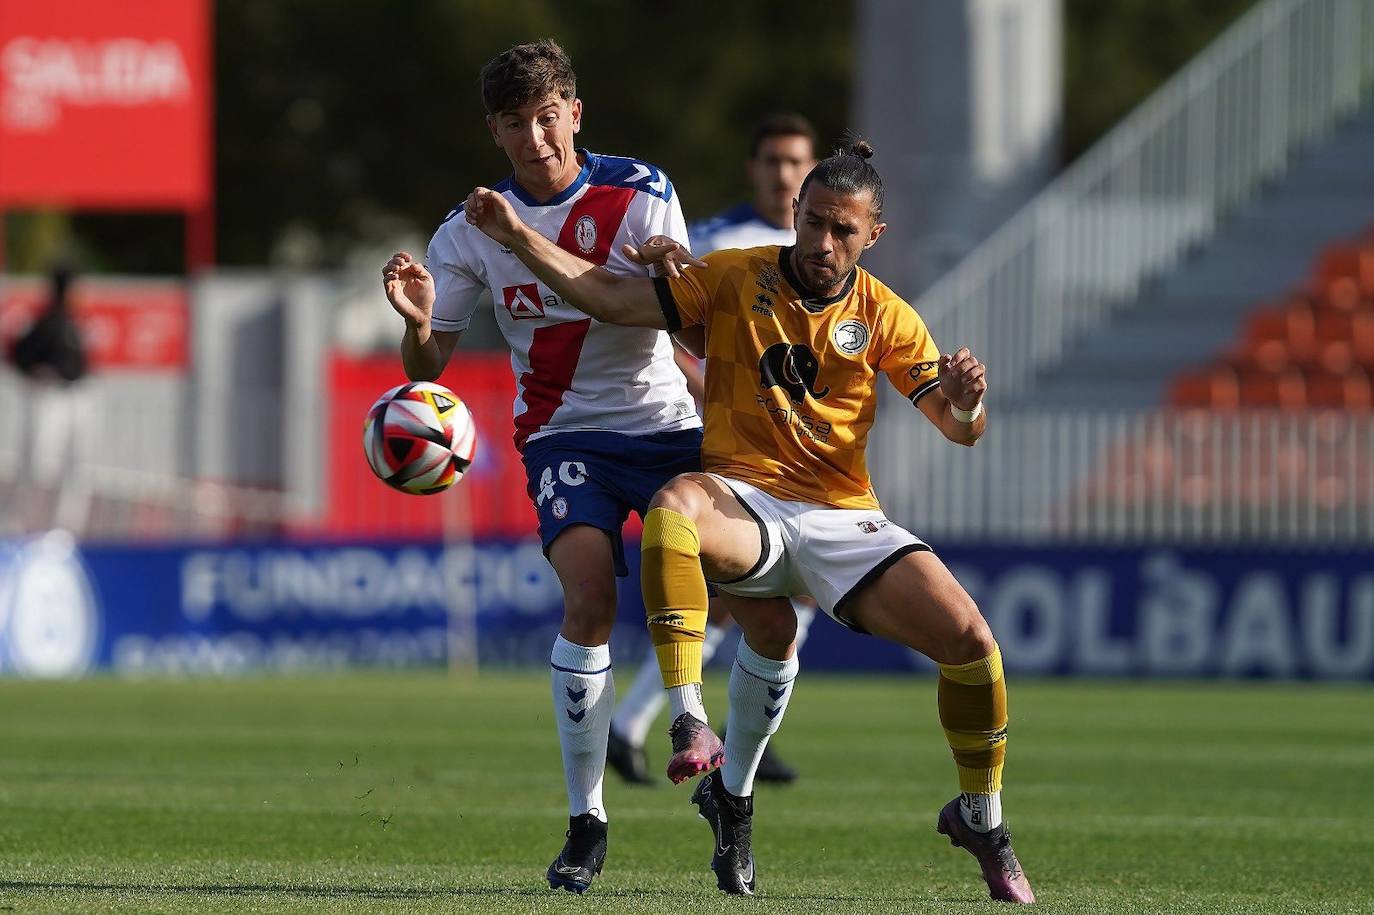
{"left": 872, "top": 407, "right": 1374, "bottom": 544}
{"left": 0, "top": 373, "right": 301, "bottom": 539}
{"left": 914, "top": 0, "right": 1374, "bottom": 394}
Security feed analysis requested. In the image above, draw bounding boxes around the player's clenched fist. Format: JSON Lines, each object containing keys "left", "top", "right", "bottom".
{"left": 937, "top": 346, "right": 986, "bottom": 411}
{"left": 382, "top": 252, "right": 436, "bottom": 329}
{"left": 464, "top": 187, "right": 522, "bottom": 245}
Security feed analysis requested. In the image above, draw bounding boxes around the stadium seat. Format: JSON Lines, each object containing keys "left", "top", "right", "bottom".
{"left": 1236, "top": 367, "right": 1305, "bottom": 408}
{"left": 1170, "top": 366, "right": 1238, "bottom": 408}
{"left": 1314, "top": 243, "right": 1374, "bottom": 297}
{"left": 1306, "top": 366, "right": 1373, "bottom": 410}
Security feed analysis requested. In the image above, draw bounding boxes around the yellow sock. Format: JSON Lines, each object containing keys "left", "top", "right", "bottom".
{"left": 937, "top": 645, "right": 1008, "bottom": 795}
{"left": 641, "top": 508, "right": 709, "bottom": 689}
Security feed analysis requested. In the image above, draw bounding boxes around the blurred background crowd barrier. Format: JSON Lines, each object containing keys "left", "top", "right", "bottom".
{"left": 2, "top": 0, "right": 1373, "bottom": 679}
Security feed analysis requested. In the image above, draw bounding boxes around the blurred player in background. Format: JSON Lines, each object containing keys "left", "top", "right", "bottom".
{"left": 381, "top": 39, "right": 703, "bottom": 895}
{"left": 462, "top": 139, "right": 1035, "bottom": 903}
{"left": 8, "top": 261, "right": 91, "bottom": 531}
{"left": 607, "top": 113, "right": 819, "bottom": 787}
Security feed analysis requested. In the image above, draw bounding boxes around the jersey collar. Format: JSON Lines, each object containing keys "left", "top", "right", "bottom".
{"left": 778, "top": 245, "right": 857, "bottom": 312}
{"left": 504, "top": 149, "right": 595, "bottom": 207}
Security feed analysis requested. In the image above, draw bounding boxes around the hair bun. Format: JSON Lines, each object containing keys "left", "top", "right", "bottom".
{"left": 846, "top": 138, "right": 875, "bottom": 160}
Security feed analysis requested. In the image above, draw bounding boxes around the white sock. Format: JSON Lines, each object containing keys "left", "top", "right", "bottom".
{"left": 550, "top": 635, "right": 613, "bottom": 822}
{"left": 721, "top": 636, "right": 798, "bottom": 797}
{"left": 668, "top": 682, "right": 709, "bottom": 724}
{"left": 960, "top": 791, "right": 1003, "bottom": 832}
{"left": 612, "top": 626, "right": 727, "bottom": 746}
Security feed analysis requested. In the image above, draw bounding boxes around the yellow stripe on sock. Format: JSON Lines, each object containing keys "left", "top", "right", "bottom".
{"left": 937, "top": 646, "right": 1004, "bottom": 685}
{"left": 957, "top": 763, "right": 1003, "bottom": 795}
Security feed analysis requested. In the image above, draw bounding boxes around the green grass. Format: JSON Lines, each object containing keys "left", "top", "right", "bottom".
{"left": 0, "top": 672, "right": 1369, "bottom": 914}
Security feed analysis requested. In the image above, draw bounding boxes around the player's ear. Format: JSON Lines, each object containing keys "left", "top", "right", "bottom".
{"left": 864, "top": 221, "right": 887, "bottom": 250}
{"left": 791, "top": 196, "right": 800, "bottom": 230}
{"left": 486, "top": 114, "right": 500, "bottom": 146}
{"left": 570, "top": 98, "right": 582, "bottom": 134}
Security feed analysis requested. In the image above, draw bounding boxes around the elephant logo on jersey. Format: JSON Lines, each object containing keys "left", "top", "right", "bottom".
{"left": 574, "top": 216, "right": 598, "bottom": 254}
{"left": 758, "top": 342, "right": 830, "bottom": 404}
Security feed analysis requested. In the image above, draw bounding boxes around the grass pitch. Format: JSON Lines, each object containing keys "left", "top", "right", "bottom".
{"left": 0, "top": 671, "right": 1369, "bottom": 914}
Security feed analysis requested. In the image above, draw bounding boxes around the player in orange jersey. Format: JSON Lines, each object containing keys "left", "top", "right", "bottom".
{"left": 462, "top": 139, "right": 1035, "bottom": 904}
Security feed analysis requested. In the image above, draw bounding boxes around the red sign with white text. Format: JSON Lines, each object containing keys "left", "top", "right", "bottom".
{"left": 1, "top": 279, "right": 187, "bottom": 370}
{"left": 0, "top": 0, "right": 210, "bottom": 208}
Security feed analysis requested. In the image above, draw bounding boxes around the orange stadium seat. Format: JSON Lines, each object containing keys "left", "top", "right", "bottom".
{"left": 1315, "top": 243, "right": 1374, "bottom": 296}
{"left": 1306, "top": 366, "right": 1373, "bottom": 410}
{"left": 1236, "top": 367, "right": 1305, "bottom": 408}
{"left": 1315, "top": 310, "right": 1374, "bottom": 363}
{"left": 1171, "top": 366, "right": 1239, "bottom": 408}
{"left": 1250, "top": 300, "right": 1319, "bottom": 360}
{"left": 1164, "top": 233, "right": 1374, "bottom": 419}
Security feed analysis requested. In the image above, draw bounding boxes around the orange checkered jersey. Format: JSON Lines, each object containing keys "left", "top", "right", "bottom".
{"left": 652, "top": 244, "right": 943, "bottom": 510}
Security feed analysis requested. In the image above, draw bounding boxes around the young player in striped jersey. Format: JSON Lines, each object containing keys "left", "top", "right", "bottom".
{"left": 461, "top": 140, "right": 1036, "bottom": 904}
{"left": 382, "top": 40, "right": 703, "bottom": 895}
{"left": 608, "top": 113, "right": 819, "bottom": 788}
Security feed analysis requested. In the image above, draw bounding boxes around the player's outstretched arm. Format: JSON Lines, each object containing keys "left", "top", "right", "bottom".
{"left": 917, "top": 346, "right": 988, "bottom": 446}
{"left": 464, "top": 187, "right": 675, "bottom": 328}
{"left": 383, "top": 252, "right": 462, "bottom": 381}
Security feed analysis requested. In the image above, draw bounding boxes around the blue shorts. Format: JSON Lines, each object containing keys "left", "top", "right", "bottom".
{"left": 521, "top": 428, "right": 704, "bottom": 576}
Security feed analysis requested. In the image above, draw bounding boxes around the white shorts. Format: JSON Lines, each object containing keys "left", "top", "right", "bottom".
{"left": 706, "top": 475, "right": 929, "bottom": 633}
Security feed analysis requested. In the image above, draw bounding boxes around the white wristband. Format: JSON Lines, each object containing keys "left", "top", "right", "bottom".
{"left": 950, "top": 401, "right": 983, "bottom": 424}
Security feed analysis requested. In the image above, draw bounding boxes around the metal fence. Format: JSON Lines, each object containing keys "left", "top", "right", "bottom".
{"left": 872, "top": 405, "right": 1374, "bottom": 544}
{"left": 913, "top": 0, "right": 1374, "bottom": 395}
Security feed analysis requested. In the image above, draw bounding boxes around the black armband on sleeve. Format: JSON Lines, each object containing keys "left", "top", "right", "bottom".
{"left": 652, "top": 276, "right": 683, "bottom": 334}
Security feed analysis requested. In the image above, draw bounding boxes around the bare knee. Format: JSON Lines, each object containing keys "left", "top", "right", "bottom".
{"left": 560, "top": 576, "right": 618, "bottom": 645}
{"left": 648, "top": 474, "right": 712, "bottom": 522}
{"left": 937, "top": 599, "right": 997, "bottom": 665}
{"left": 733, "top": 598, "right": 797, "bottom": 661}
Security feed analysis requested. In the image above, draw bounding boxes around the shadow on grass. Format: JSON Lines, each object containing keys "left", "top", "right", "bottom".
{"left": 0, "top": 880, "right": 923, "bottom": 904}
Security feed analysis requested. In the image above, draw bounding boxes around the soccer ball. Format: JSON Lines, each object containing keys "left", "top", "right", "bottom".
{"left": 363, "top": 381, "right": 477, "bottom": 494}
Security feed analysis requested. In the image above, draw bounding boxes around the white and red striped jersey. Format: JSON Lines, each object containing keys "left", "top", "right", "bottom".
{"left": 426, "top": 150, "right": 700, "bottom": 450}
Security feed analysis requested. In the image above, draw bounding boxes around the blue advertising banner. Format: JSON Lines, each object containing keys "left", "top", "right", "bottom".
{"left": 1, "top": 534, "right": 1371, "bottom": 679}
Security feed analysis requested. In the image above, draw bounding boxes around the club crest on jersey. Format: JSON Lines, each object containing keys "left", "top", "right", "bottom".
{"left": 574, "top": 215, "right": 598, "bottom": 254}
{"left": 833, "top": 320, "right": 869, "bottom": 355}
{"left": 502, "top": 283, "right": 546, "bottom": 319}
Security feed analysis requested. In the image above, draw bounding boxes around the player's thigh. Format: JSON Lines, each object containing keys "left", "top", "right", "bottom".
{"left": 845, "top": 550, "right": 995, "bottom": 665}
{"left": 546, "top": 524, "right": 619, "bottom": 622}
{"left": 649, "top": 472, "right": 764, "bottom": 583}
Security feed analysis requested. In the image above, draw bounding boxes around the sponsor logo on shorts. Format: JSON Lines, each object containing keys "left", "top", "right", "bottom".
{"left": 551, "top": 496, "right": 569, "bottom": 520}
{"left": 648, "top": 612, "right": 686, "bottom": 627}
{"left": 856, "top": 519, "right": 890, "bottom": 534}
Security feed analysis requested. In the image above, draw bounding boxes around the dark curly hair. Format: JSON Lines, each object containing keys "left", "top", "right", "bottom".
{"left": 479, "top": 39, "right": 576, "bottom": 115}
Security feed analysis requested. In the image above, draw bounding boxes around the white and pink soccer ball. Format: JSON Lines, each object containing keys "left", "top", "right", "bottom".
{"left": 362, "top": 381, "right": 477, "bottom": 494}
